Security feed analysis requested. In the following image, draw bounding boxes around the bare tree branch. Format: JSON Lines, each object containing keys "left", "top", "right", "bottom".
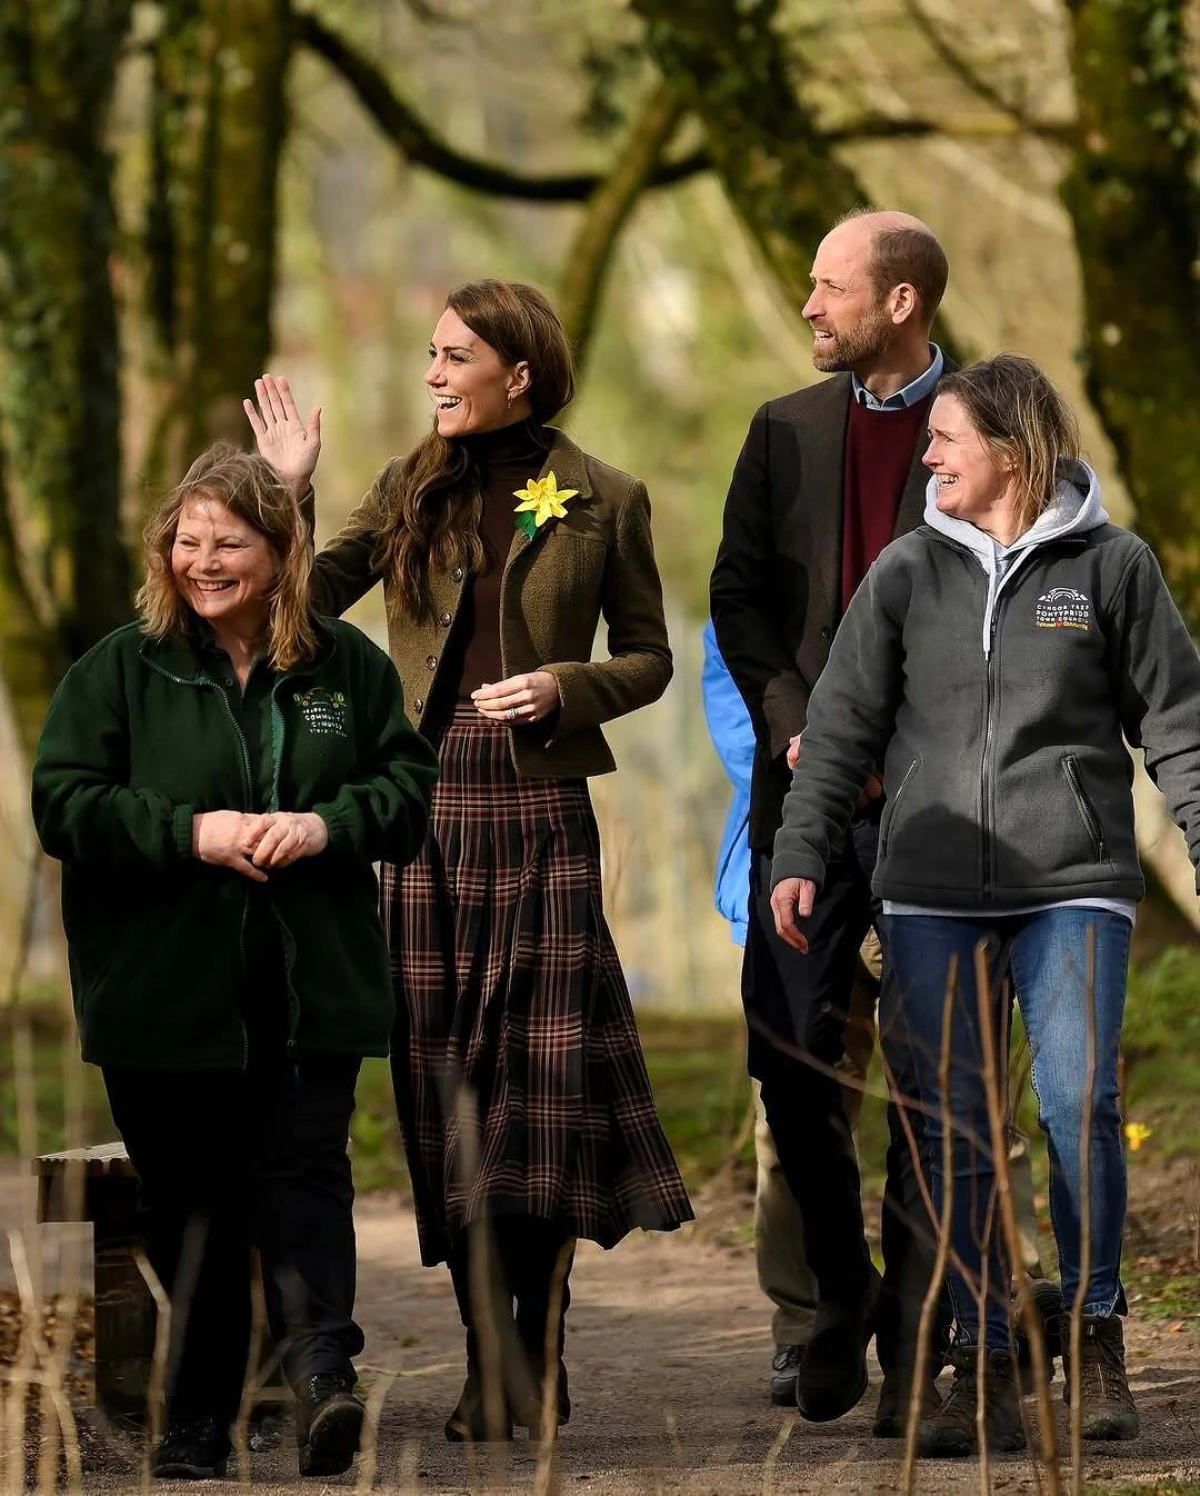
{"left": 829, "top": 111, "right": 1072, "bottom": 145}
{"left": 294, "top": 10, "right": 709, "bottom": 203}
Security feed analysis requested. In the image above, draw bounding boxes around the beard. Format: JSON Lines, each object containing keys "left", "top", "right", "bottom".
{"left": 811, "top": 300, "right": 894, "bottom": 373}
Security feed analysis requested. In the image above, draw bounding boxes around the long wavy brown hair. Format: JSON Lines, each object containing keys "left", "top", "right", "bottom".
{"left": 374, "top": 279, "right": 577, "bottom": 622}
{"left": 138, "top": 443, "right": 321, "bottom": 670}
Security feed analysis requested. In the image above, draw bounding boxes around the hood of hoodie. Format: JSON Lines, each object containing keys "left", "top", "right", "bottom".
{"left": 922, "top": 458, "right": 1108, "bottom": 655}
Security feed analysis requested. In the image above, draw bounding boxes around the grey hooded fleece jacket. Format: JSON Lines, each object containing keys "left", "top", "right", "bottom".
{"left": 771, "top": 461, "right": 1200, "bottom": 907}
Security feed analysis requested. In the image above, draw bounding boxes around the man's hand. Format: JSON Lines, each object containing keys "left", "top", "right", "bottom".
{"left": 251, "top": 812, "right": 330, "bottom": 869}
{"left": 770, "top": 877, "right": 817, "bottom": 953}
{"left": 243, "top": 373, "right": 321, "bottom": 498}
{"left": 858, "top": 771, "right": 884, "bottom": 810}
{"left": 786, "top": 733, "right": 802, "bottom": 771}
{"left": 192, "top": 811, "right": 270, "bottom": 883}
{"left": 786, "top": 739, "right": 882, "bottom": 809}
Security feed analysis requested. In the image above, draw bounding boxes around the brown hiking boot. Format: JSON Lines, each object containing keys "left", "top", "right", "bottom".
{"left": 872, "top": 1371, "right": 941, "bottom": 1438}
{"left": 1061, "top": 1314, "right": 1140, "bottom": 1440}
{"left": 918, "top": 1346, "right": 1025, "bottom": 1457}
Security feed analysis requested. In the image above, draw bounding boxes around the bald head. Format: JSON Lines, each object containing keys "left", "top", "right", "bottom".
{"left": 803, "top": 208, "right": 947, "bottom": 378}
{"left": 826, "top": 209, "right": 948, "bottom": 328}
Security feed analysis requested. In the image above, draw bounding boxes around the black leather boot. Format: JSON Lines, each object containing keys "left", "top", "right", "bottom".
{"left": 295, "top": 1370, "right": 365, "bottom": 1477}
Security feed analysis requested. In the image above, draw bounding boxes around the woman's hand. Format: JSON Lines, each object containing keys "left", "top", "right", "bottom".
{"left": 192, "top": 811, "right": 270, "bottom": 882}
{"left": 251, "top": 811, "right": 330, "bottom": 869}
{"left": 243, "top": 373, "right": 322, "bottom": 497}
{"left": 770, "top": 877, "right": 817, "bottom": 953}
{"left": 471, "top": 672, "right": 560, "bottom": 726}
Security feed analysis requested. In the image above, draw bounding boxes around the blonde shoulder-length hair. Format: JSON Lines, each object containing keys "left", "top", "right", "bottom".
{"left": 938, "top": 354, "right": 1082, "bottom": 533}
{"left": 138, "top": 443, "right": 320, "bottom": 671}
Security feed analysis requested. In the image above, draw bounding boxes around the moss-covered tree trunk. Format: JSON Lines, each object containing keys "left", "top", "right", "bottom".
{"left": 144, "top": 0, "right": 291, "bottom": 482}
{"left": 0, "top": 0, "right": 133, "bottom": 759}
{"left": 1061, "top": 0, "right": 1200, "bottom": 629}
{"left": 629, "top": 0, "right": 865, "bottom": 315}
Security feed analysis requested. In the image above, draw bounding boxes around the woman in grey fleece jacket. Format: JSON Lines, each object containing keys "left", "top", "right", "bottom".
{"left": 770, "top": 356, "right": 1200, "bottom": 1458}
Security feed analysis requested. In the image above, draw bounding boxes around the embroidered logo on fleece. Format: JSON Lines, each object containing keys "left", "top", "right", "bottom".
{"left": 294, "top": 688, "right": 348, "bottom": 737}
{"left": 1035, "top": 587, "right": 1090, "bottom": 631}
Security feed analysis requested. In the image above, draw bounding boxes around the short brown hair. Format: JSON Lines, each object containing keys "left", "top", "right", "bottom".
{"left": 837, "top": 209, "right": 949, "bottom": 325}
{"left": 138, "top": 443, "right": 320, "bottom": 670}
{"left": 375, "top": 279, "right": 577, "bottom": 622}
{"left": 939, "top": 355, "right": 1082, "bottom": 531}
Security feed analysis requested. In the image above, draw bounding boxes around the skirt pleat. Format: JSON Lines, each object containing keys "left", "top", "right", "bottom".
{"left": 384, "top": 704, "right": 693, "bottom": 1267}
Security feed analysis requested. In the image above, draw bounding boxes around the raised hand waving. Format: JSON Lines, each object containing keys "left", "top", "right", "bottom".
{"left": 244, "top": 373, "right": 322, "bottom": 497}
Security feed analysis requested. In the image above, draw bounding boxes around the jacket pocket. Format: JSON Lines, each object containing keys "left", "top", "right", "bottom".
{"left": 880, "top": 757, "right": 920, "bottom": 857}
{"left": 1061, "top": 754, "right": 1107, "bottom": 862}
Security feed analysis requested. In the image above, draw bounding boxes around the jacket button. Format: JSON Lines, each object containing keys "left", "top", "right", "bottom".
{"left": 820, "top": 626, "right": 832, "bottom": 640}
{"left": 440, "top": 611, "right": 452, "bottom": 627}
{"left": 413, "top": 697, "right": 424, "bottom": 713}
{"left": 451, "top": 567, "right": 464, "bottom": 581}
{"left": 426, "top": 654, "right": 437, "bottom": 670}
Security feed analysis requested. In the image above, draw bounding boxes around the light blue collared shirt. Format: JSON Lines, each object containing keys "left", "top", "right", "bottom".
{"left": 851, "top": 343, "right": 944, "bottom": 411}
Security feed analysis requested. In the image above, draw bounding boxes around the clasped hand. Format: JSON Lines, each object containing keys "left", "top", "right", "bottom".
{"left": 192, "top": 810, "right": 329, "bottom": 881}
{"left": 471, "top": 672, "right": 560, "bottom": 724}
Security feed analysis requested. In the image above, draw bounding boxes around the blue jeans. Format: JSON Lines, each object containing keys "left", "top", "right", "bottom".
{"left": 882, "top": 908, "right": 1130, "bottom": 1348}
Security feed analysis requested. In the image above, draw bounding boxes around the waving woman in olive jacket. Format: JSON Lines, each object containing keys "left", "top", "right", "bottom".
{"left": 33, "top": 446, "right": 437, "bottom": 1480}
{"left": 247, "top": 279, "right": 692, "bottom": 1444}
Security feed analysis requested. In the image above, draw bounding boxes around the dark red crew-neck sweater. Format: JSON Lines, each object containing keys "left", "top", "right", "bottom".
{"left": 841, "top": 393, "right": 934, "bottom": 612}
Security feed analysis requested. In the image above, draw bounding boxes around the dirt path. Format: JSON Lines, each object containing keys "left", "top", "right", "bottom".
{"left": 347, "top": 1190, "right": 1200, "bottom": 1494}
{"left": 3, "top": 1170, "right": 1198, "bottom": 1493}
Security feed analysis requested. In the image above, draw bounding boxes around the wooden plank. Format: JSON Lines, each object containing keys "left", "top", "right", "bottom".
{"left": 33, "top": 1142, "right": 133, "bottom": 1178}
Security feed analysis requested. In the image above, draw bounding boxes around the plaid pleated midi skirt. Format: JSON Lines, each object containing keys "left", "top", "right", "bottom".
{"left": 384, "top": 704, "right": 694, "bottom": 1267}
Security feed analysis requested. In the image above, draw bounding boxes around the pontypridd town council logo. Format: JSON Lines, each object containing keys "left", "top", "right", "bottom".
{"left": 1035, "top": 587, "right": 1090, "bottom": 631}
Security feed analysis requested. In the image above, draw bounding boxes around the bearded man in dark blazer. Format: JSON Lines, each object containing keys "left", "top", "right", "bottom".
{"left": 711, "top": 209, "right": 954, "bottom": 1434}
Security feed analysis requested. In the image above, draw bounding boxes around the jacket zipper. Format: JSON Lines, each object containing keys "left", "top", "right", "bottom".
{"left": 143, "top": 657, "right": 255, "bottom": 1066}
{"left": 267, "top": 675, "right": 303, "bottom": 1048}
{"left": 980, "top": 596, "right": 1008, "bottom": 900}
{"left": 880, "top": 758, "right": 919, "bottom": 857}
{"left": 1063, "top": 755, "right": 1107, "bottom": 861}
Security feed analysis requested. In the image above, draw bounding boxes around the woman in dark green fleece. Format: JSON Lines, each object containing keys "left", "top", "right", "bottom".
{"left": 32, "top": 445, "right": 438, "bottom": 1481}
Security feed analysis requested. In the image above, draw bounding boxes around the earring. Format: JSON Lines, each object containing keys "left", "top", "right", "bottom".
{"left": 506, "top": 390, "right": 515, "bottom": 406}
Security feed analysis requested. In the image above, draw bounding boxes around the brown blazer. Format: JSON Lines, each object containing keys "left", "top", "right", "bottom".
{"left": 310, "top": 428, "right": 672, "bottom": 778}
{"left": 710, "top": 363, "right": 956, "bottom": 847}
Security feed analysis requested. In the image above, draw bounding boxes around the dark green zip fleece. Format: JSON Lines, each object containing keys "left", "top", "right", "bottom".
{"left": 772, "top": 523, "right": 1200, "bottom": 907}
{"left": 32, "top": 618, "right": 439, "bottom": 1069}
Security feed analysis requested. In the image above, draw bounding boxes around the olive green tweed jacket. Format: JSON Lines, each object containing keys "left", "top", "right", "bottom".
{"left": 309, "top": 428, "right": 673, "bottom": 777}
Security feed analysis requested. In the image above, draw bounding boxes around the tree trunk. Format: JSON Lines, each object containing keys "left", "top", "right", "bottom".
{"left": 630, "top": 0, "right": 865, "bottom": 318}
{"left": 0, "top": 2, "right": 131, "bottom": 771}
{"left": 0, "top": 0, "right": 133, "bottom": 748}
{"left": 144, "top": 0, "right": 291, "bottom": 483}
{"left": 1060, "top": 0, "right": 1200, "bottom": 629}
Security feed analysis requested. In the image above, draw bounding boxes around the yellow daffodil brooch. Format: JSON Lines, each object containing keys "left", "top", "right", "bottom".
{"left": 513, "top": 471, "right": 578, "bottom": 539}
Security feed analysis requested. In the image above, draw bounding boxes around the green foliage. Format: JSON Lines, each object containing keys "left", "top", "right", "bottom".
{"left": 1122, "top": 946, "right": 1200, "bottom": 1157}
{"left": 1128, "top": 1264, "right": 1200, "bottom": 1324}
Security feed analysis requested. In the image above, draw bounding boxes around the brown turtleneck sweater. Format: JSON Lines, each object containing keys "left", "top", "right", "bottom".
{"left": 429, "top": 421, "right": 550, "bottom": 720}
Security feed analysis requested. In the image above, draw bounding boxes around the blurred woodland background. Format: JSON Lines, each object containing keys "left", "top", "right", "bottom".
{"left": 1, "top": 0, "right": 1200, "bottom": 1178}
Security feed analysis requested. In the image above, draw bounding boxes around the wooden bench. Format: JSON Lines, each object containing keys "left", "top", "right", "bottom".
{"left": 34, "top": 1143, "right": 156, "bottom": 1420}
{"left": 35, "top": 1144, "right": 289, "bottom": 1427}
